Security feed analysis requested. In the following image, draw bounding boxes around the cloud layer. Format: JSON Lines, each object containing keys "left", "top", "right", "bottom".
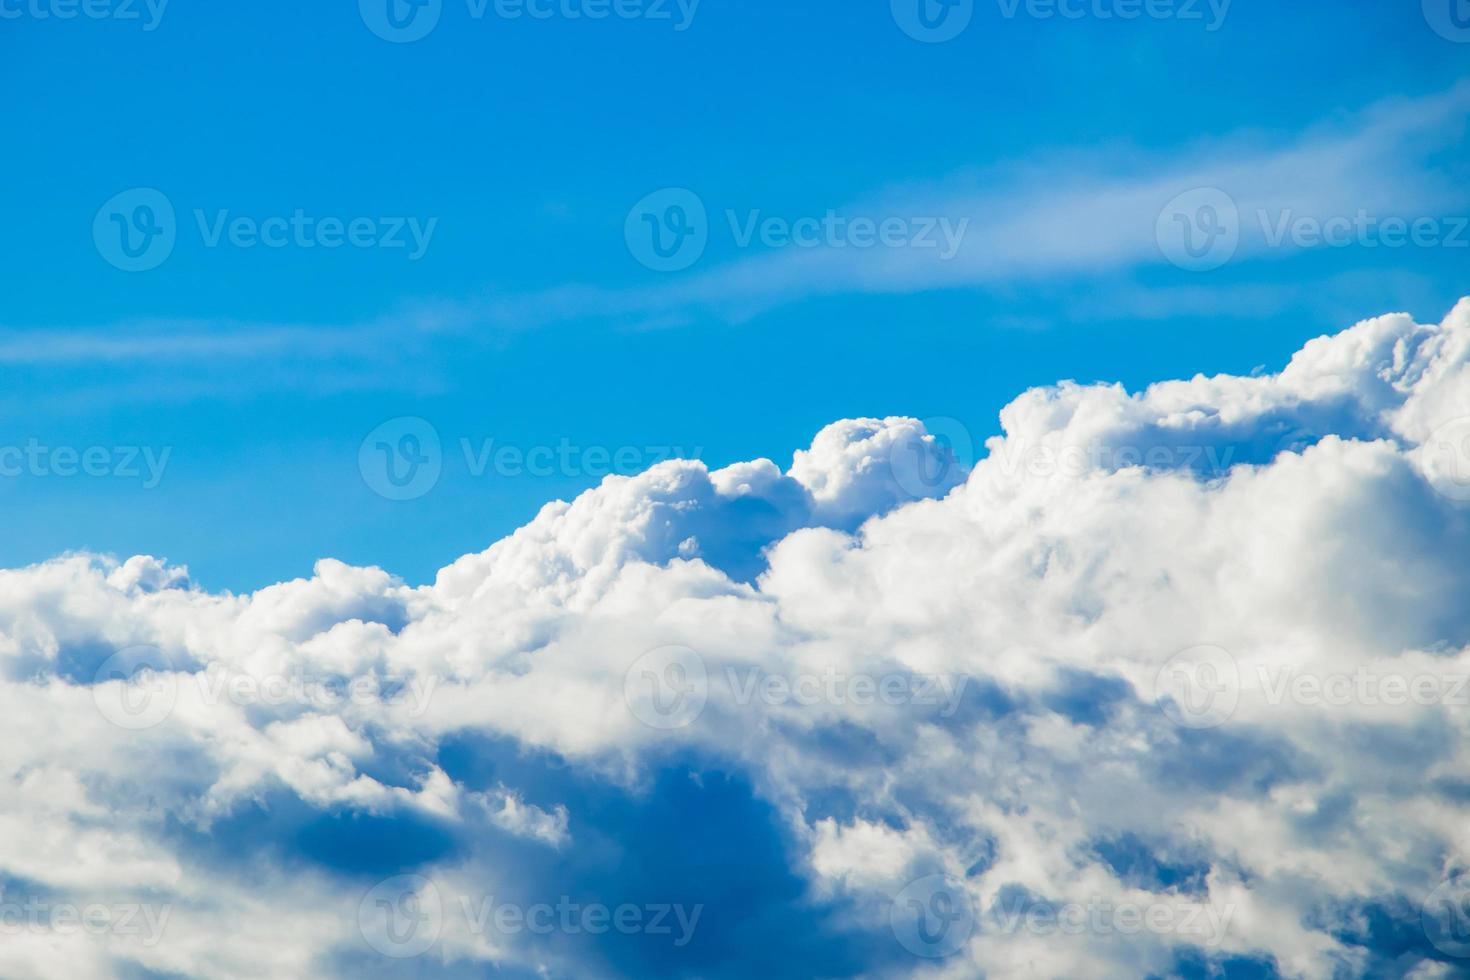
{"left": 5, "top": 300, "right": 1470, "bottom": 978}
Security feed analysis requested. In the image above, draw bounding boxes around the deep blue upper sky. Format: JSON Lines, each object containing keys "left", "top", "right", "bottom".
{"left": 3, "top": 0, "right": 1468, "bottom": 590}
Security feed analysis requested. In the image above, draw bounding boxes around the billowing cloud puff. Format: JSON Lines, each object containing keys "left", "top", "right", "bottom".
{"left": 4, "top": 301, "right": 1470, "bottom": 978}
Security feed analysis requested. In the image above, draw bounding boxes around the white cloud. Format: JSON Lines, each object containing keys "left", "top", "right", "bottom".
{"left": 2, "top": 300, "right": 1470, "bottom": 976}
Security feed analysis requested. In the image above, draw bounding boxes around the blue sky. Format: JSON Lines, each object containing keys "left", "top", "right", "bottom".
{"left": 7, "top": 9, "right": 1470, "bottom": 976}
{"left": 3, "top": 0, "right": 1469, "bottom": 591}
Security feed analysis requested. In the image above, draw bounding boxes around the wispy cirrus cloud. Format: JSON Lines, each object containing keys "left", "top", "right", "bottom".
{"left": 8, "top": 82, "right": 1467, "bottom": 382}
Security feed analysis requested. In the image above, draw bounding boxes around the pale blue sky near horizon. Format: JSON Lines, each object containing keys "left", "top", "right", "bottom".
{"left": 3, "top": 0, "right": 1469, "bottom": 590}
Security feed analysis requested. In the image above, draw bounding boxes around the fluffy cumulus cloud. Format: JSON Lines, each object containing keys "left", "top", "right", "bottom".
{"left": 6, "top": 301, "right": 1470, "bottom": 978}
